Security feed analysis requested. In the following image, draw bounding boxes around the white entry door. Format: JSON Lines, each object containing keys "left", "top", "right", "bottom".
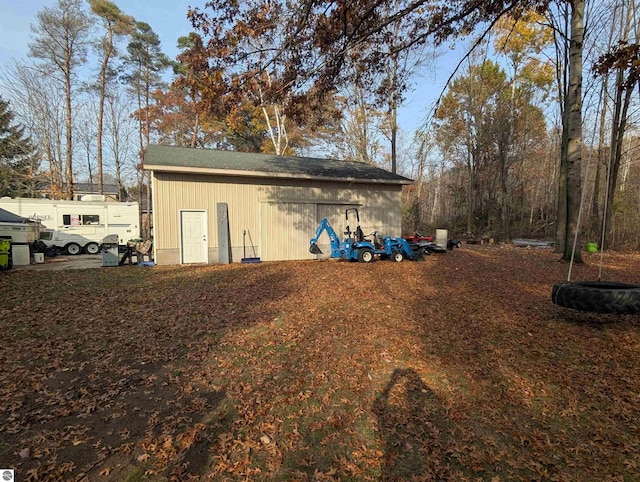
{"left": 180, "top": 210, "right": 208, "bottom": 264}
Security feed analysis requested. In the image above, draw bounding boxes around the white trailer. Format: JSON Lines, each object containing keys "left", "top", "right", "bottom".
{"left": 0, "top": 197, "right": 140, "bottom": 255}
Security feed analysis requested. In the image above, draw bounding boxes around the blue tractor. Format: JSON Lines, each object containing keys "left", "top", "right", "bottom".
{"left": 309, "top": 208, "right": 421, "bottom": 262}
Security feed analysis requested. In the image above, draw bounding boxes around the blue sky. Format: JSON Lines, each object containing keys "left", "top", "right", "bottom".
{"left": 0, "top": 0, "right": 461, "bottom": 136}
{"left": 0, "top": 0, "right": 193, "bottom": 64}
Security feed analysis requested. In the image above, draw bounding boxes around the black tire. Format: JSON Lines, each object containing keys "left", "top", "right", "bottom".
{"left": 65, "top": 243, "right": 81, "bottom": 256}
{"left": 392, "top": 251, "right": 404, "bottom": 262}
{"left": 552, "top": 281, "right": 640, "bottom": 314}
{"left": 84, "top": 242, "right": 100, "bottom": 255}
{"left": 357, "top": 248, "right": 373, "bottom": 263}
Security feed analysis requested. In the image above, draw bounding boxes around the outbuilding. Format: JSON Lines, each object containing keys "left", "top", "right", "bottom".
{"left": 143, "top": 145, "right": 412, "bottom": 264}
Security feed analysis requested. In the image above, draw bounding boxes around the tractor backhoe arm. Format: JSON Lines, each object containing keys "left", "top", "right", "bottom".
{"left": 309, "top": 218, "right": 340, "bottom": 255}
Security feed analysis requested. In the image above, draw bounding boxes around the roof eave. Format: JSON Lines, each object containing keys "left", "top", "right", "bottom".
{"left": 143, "top": 164, "right": 413, "bottom": 185}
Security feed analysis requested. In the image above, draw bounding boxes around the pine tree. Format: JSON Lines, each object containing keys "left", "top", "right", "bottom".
{"left": 0, "top": 96, "right": 39, "bottom": 197}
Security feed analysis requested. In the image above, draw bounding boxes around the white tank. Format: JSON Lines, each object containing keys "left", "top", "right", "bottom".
{"left": 11, "top": 244, "right": 31, "bottom": 266}
{"left": 435, "top": 229, "right": 448, "bottom": 248}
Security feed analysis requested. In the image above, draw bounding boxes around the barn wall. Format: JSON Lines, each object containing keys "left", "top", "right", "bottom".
{"left": 152, "top": 171, "right": 403, "bottom": 264}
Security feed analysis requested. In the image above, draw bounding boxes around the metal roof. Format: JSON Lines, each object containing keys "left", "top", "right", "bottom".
{"left": 143, "top": 145, "right": 413, "bottom": 185}
{"left": 0, "top": 207, "right": 31, "bottom": 224}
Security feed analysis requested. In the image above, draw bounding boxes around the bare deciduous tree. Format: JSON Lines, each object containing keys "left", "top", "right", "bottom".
{"left": 29, "top": 0, "right": 92, "bottom": 200}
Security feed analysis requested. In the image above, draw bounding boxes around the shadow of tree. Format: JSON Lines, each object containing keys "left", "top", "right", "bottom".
{"left": 373, "top": 368, "right": 452, "bottom": 481}
{"left": 0, "top": 264, "right": 295, "bottom": 481}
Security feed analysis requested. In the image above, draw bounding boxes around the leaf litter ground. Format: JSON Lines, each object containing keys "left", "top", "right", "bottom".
{"left": 1, "top": 245, "right": 639, "bottom": 481}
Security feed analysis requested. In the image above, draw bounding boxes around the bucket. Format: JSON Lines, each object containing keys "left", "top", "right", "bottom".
{"left": 586, "top": 242, "right": 598, "bottom": 253}
{"left": 34, "top": 252, "right": 45, "bottom": 264}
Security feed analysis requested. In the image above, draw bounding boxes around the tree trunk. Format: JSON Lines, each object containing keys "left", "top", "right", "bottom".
{"left": 390, "top": 120, "right": 397, "bottom": 174}
{"left": 97, "top": 48, "right": 110, "bottom": 195}
{"left": 144, "top": 63, "right": 152, "bottom": 239}
{"left": 602, "top": 2, "right": 634, "bottom": 250}
{"left": 561, "top": 0, "right": 584, "bottom": 263}
{"left": 556, "top": 96, "right": 569, "bottom": 254}
{"left": 604, "top": 79, "right": 633, "bottom": 249}
{"left": 466, "top": 149, "right": 473, "bottom": 235}
{"left": 65, "top": 69, "right": 74, "bottom": 201}
{"left": 431, "top": 165, "right": 442, "bottom": 224}
{"left": 591, "top": 3, "right": 618, "bottom": 241}
{"left": 501, "top": 160, "right": 510, "bottom": 240}
{"left": 591, "top": 80, "right": 608, "bottom": 240}
{"left": 552, "top": 3, "right": 570, "bottom": 253}
{"left": 390, "top": 53, "right": 399, "bottom": 174}
{"left": 190, "top": 111, "right": 200, "bottom": 148}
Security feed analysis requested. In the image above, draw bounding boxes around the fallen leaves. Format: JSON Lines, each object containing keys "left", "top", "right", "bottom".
{"left": 1, "top": 247, "right": 639, "bottom": 480}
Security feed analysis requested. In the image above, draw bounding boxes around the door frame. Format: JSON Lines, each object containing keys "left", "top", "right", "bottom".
{"left": 179, "top": 209, "right": 208, "bottom": 264}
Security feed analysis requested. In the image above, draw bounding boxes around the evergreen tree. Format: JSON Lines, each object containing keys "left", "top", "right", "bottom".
{"left": 0, "top": 96, "right": 39, "bottom": 198}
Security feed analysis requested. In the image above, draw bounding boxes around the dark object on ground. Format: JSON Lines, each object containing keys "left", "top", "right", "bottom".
{"left": 552, "top": 281, "right": 640, "bottom": 314}
{"left": 119, "top": 240, "right": 153, "bottom": 266}
{"left": 403, "top": 234, "right": 460, "bottom": 252}
{"left": 43, "top": 245, "right": 65, "bottom": 257}
{"left": 466, "top": 236, "right": 492, "bottom": 245}
{"left": 420, "top": 242, "right": 446, "bottom": 254}
{"left": 513, "top": 238, "right": 554, "bottom": 248}
{"left": 32, "top": 240, "right": 48, "bottom": 253}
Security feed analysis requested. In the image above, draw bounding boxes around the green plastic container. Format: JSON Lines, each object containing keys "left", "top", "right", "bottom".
{"left": 0, "top": 252, "right": 8, "bottom": 270}
{"left": 586, "top": 242, "right": 598, "bottom": 253}
{"left": 0, "top": 239, "right": 10, "bottom": 253}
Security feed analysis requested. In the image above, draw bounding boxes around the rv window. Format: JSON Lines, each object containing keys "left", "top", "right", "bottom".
{"left": 63, "top": 215, "right": 81, "bottom": 226}
{"left": 82, "top": 215, "right": 100, "bottom": 225}
{"left": 39, "top": 231, "right": 53, "bottom": 240}
{"left": 62, "top": 214, "right": 100, "bottom": 225}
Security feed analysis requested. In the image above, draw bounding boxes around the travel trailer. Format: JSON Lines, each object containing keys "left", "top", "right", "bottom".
{"left": 0, "top": 197, "right": 140, "bottom": 255}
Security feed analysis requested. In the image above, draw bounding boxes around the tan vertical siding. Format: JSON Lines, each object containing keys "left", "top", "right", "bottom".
{"left": 152, "top": 171, "right": 404, "bottom": 264}
{"left": 260, "top": 202, "right": 317, "bottom": 261}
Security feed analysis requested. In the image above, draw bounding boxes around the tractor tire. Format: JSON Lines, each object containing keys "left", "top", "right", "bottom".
{"left": 392, "top": 251, "right": 404, "bottom": 262}
{"left": 357, "top": 248, "right": 374, "bottom": 263}
{"left": 551, "top": 281, "right": 640, "bottom": 314}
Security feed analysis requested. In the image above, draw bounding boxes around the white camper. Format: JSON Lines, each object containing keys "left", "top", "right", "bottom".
{"left": 0, "top": 198, "right": 140, "bottom": 255}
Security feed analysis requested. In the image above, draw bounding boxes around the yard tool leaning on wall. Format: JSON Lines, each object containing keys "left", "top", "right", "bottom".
{"left": 241, "top": 230, "right": 261, "bottom": 263}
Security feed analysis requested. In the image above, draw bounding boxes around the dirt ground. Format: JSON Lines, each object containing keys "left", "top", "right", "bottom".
{"left": 12, "top": 254, "right": 103, "bottom": 271}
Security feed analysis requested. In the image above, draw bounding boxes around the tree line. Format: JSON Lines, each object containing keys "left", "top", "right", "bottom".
{"left": 0, "top": 0, "right": 638, "bottom": 255}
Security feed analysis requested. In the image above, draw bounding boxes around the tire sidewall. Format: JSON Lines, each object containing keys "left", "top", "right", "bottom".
{"left": 552, "top": 282, "right": 640, "bottom": 314}
{"left": 85, "top": 243, "right": 100, "bottom": 255}
{"left": 358, "top": 249, "right": 373, "bottom": 263}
